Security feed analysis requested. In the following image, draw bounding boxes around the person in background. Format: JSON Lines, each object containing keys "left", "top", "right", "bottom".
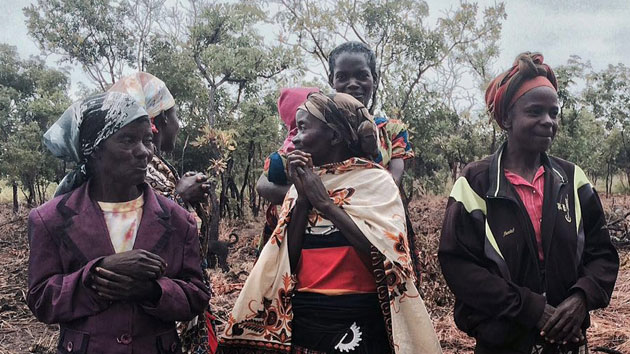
{"left": 256, "top": 42, "right": 415, "bottom": 261}
{"left": 109, "top": 72, "right": 217, "bottom": 353}
{"left": 28, "top": 92, "right": 210, "bottom": 353}
{"left": 439, "top": 52, "right": 619, "bottom": 354}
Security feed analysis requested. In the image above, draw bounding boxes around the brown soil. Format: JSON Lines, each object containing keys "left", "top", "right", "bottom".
{"left": 1, "top": 195, "right": 628, "bottom": 353}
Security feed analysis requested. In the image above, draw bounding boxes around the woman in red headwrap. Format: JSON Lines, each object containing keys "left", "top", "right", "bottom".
{"left": 439, "top": 52, "right": 619, "bottom": 354}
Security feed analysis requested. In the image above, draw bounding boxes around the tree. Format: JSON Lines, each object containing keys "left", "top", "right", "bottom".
{"left": 276, "top": 0, "right": 506, "bottom": 192}
{"left": 0, "top": 44, "right": 71, "bottom": 209}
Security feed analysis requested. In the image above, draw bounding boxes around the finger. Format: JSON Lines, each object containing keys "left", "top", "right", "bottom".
{"left": 95, "top": 286, "right": 126, "bottom": 301}
{"left": 296, "top": 166, "right": 306, "bottom": 176}
{"left": 184, "top": 171, "right": 197, "bottom": 177}
{"left": 95, "top": 267, "right": 135, "bottom": 283}
{"left": 287, "top": 158, "right": 309, "bottom": 167}
{"left": 541, "top": 310, "right": 562, "bottom": 337}
{"left": 92, "top": 281, "right": 123, "bottom": 295}
{"left": 91, "top": 275, "right": 126, "bottom": 293}
{"left": 139, "top": 250, "right": 167, "bottom": 268}
{"left": 546, "top": 313, "right": 571, "bottom": 342}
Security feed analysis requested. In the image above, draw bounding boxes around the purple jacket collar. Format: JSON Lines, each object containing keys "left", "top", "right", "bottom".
{"left": 55, "top": 181, "right": 173, "bottom": 264}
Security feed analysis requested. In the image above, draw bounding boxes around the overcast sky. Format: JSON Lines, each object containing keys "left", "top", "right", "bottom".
{"left": 1, "top": 0, "right": 629, "bottom": 94}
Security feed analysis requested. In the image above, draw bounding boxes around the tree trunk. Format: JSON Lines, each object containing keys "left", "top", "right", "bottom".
{"left": 12, "top": 182, "right": 18, "bottom": 214}
{"left": 208, "top": 183, "right": 220, "bottom": 242}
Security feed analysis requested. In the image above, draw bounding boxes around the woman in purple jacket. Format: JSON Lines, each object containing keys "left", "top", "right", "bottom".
{"left": 27, "top": 92, "right": 210, "bottom": 353}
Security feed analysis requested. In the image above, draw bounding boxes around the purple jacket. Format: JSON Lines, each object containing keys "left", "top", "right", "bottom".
{"left": 27, "top": 182, "right": 210, "bottom": 354}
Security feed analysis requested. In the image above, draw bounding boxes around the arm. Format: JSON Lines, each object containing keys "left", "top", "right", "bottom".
{"left": 438, "top": 197, "right": 546, "bottom": 329}
{"left": 388, "top": 158, "right": 404, "bottom": 186}
{"left": 570, "top": 185, "right": 619, "bottom": 310}
{"left": 318, "top": 201, "right": 373, "bottom": 266}
{"left": 256, "top": 173, "right": 291, "bottom": 205}
{"left": 141, "top": 213, "right": 211, "bottom": 322}
{"left": 296, "top": 167, "right": 372, "bottom": 265}
{"left": 26, "top": 209, "right": 110, "bottom": 324}
{"left": 287, "top": 198, "right": 311, "bottom": 272}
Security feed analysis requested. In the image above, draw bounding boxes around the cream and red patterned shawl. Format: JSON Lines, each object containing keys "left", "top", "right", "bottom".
{"left": 220, "top": 158, "right": 441, "bottom": 354}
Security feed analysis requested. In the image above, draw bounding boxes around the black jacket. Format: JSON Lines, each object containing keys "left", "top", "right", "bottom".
{"left": 439, "top": 143, "right": 619, "bottom": 352}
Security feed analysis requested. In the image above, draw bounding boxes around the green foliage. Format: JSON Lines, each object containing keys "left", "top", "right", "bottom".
{"left": 24, "top": 0, "right": 137, "bottom": 88}
{"left": 13, "top": 0, "right": 630, "bottom": 209}
{"left": 0, "top": 45, "right": 70, "bottom": 205}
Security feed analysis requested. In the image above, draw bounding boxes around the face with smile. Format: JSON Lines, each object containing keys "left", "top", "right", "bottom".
{"left": 330, "top": 52, "right": 375, "bottom": 107}
{"left": 505, "top": 86, "right": 559, "bottom": 154}
{"left": 291, "top": 109, "right": 335, "bottom": 166}
{"left": 91, "top": 118, "right": 154, "bottom": 188}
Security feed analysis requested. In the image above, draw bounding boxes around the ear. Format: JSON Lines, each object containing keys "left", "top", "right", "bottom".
{"left": 502, "top": 114, "right": 513, "bottom": 131}
{"left": 330, "top": 130, "right": 343, "bottom": 146}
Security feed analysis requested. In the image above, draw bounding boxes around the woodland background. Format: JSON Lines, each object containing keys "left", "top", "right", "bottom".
{"left": 0, "top": 1, "right": 629, "bottom": 353}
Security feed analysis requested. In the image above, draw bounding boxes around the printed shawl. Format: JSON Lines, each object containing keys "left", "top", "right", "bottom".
{"left": 219, "top": 158, "right": 441, "bottom": 354}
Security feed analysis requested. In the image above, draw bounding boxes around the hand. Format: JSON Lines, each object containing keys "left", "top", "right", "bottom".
{"left": 90, "top": 267, "right": 161, "bottom": 302}
{"left": 97, "top": 249, "right": 166, "bottom": 280}
{"left": 541, "top": 292, "right": 587, "bottom": 345}
{"left": 295, "top": 166, "right": 332, "bottom": 212}
{"left": 176, "top": 171, "right": 211, "bottom": 204}
{"left": 286, "top": 150, "right": 312, "bottom": 184}
{"left": 536, "top": 304, "right": 555, "bottom": 330}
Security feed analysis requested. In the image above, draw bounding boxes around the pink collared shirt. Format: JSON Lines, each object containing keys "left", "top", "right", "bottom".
{"left": 504, "top": 166, "right": 545, "bottom": 261}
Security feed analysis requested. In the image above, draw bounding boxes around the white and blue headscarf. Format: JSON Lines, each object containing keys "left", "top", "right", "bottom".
{"left": 44, "top": 92, "right": 149, "bottom": 196}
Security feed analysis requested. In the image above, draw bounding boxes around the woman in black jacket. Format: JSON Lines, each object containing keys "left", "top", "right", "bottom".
{"left": 439, "top": 52, "right": 619, "bottom": 354}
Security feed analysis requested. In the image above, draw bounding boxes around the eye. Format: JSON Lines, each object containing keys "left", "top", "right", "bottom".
{"left": 335, "top": 73, "right": 346, "bottom": 80}
{"left": 526, "top": 108, "right": 542, "bottom": 116}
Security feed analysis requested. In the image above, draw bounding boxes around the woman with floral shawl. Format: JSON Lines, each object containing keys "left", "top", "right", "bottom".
{"left": 219, "top": 92, "right": 441, "bottom": 354}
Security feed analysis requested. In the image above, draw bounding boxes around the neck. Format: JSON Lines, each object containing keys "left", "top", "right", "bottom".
{"left": 89, "top": 176, "right": 142, "bottom": 202}
{"left": 502, "top": 141, "right": 543, "bottom": 183}
{"left": 314, "top": 148, "right": 354, "bottom": 166}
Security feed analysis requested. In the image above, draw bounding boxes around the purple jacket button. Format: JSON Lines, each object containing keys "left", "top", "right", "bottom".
{"left": 117, "top": 333, "right": 132, "bottom": 345}
{"left": 171, "top": 342, "right": 177, "bottom": 351}
{"left": 66, "top": 341, "right": 73, "bottom": 352}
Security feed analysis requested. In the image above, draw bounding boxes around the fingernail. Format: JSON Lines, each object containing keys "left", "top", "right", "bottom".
{"left": 550, "top": 340, "right": 554, "bottom": 343}
{"left": 540, "top": 332, "right": 545, "bottom": 336}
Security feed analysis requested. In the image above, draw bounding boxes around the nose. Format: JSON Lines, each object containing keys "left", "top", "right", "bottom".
{"left": 347, "top": 77, "right": 360, "bottom": 90}
{"left": 291, "top": 133, "right": 301, "bottom": 146}
{"left": 134, "top": 141, "right": 152, "bottom": 161}
{"left": 540, "top": 112, "right": 554, "bottom": 127}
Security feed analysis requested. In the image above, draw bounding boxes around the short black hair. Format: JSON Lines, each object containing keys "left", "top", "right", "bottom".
{"left": 328, "top": 41, "right": 378, "bottom": 84}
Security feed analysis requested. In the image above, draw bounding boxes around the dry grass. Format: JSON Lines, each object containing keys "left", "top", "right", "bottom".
{"left": 0, "top": 195, "right": 628, "bottom": 353}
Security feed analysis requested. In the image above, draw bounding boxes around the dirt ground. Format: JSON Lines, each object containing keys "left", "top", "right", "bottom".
{"left": 0, "top": 195, "right": 628, "bottom": 354}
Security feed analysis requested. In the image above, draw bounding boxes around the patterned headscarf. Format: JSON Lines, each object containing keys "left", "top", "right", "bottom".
{"left": 44, "top": 92, "right": 149, "bottom": 196}
{"left": 108, "top": 72, "right": 175, "bottom": 133}
{"left": 298, "top": 92, "right": 379, "bottom": 158}
{"left": 277, "top": 87, "right": 320, "bottom": 153}
{"left": 485, "top": 52, "right": 558, "bottom": 129}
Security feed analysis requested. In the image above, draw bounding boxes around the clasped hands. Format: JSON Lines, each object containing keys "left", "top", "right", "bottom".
{"left": 89, "top": 249, "right": 166, "bottom": 303}
{"left": 287, "top": 150, "right": 331, "bottom": 211}
{"left": 536, "top": 291, "right": 587, "bottom": 346}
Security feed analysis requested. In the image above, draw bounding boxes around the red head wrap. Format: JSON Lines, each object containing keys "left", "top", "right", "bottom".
{"left": 277, "top": 87, "right": 320, "bottom": 153}
{"left": 485, "top": 53, "right": 558, "bottom": 129}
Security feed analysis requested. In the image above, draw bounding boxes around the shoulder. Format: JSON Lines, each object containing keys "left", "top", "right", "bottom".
{"left": 547, "top": 155, "right": 589, "bottom": 186}
{"left": 29, "top": 189, "right": 76, "bottom": 228}
{"left": 153, "top": 192, "right": 197, "bottom": 229}
{"left": 458, "top": 156, "right": 492, "bottom": 194}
